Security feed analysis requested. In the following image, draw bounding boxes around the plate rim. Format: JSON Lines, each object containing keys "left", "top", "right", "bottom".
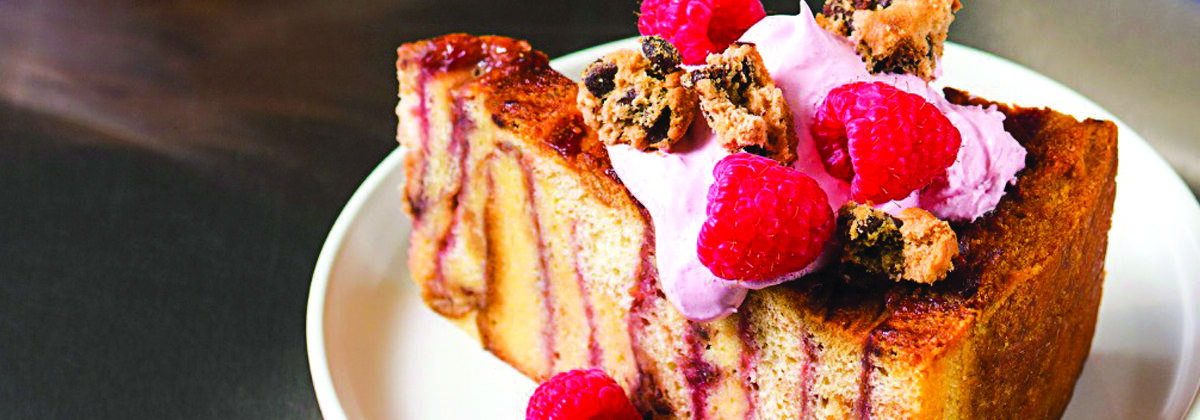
{"left": 307, "top": 147, "right": 408, "bottom": 420}
{"left": 306, "top": 38, "right": 1200, "bottom": 419}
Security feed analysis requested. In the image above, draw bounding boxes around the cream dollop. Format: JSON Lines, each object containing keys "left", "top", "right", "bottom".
{"left": 606, "top": 2, "right": 1026, "bottom": 321}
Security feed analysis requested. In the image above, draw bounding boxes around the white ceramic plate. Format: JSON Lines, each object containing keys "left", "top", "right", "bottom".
{"left": 307, "top": 38, "right": 1200, "bottom": 419}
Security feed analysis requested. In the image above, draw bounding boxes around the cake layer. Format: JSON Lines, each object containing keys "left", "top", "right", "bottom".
{"left": 397, "top": 35, "right": 1117, "bottom": 419}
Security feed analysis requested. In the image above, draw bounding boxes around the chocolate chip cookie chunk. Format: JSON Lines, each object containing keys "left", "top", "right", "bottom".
{"left": 837, "top": 202, "right": 957, "bottom": 285}
{"left": 576, "top": 36, "right": 698, "bottom": 151}
{"left": 818, "top": 0, "right": 960, "bottom": 80}
{"left": 686, "top": 42, "right": 798, "bottom": 165}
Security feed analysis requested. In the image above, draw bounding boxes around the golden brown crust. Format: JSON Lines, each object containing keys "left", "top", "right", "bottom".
{"left": 397, "top": 34, "right": 609, "bottom": 165}
{"left": 938, "top": 87, "right": 1117, "bottom": 418}
{"left": 862, "top": 88, "right": 1117, "bottom": 418}
{"left": 687, "top": 42, "right": 798, "bottom": 164}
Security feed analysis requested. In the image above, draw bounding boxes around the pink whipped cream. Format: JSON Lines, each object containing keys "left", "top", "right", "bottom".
{"left": 606, "top": 2, "right": 1027, "bottom": 321}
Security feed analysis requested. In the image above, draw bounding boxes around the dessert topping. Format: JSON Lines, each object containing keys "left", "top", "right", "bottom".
{"left": 583, "top": 62, "right": 619, "bottom": 97}
{"left": 837, "top": 202, "right": 905, "bottom": 284}
{"left": 894, "top": 206, "right": 958, "bottom": 283}
{"left": 603, "top": 1, "right": 1025, "bottom": 321}
{"left": 639, "top": 35, "right": 683, "bottom": 76}
{"left": 698, "top": 153, "right": 834, "bottom": 282}
{"left": 577, "top": 37, "right": 699, "bottom": 151}
{"left": 817, "top": 0, "right": 961, "bottom": 80}
{"left": 837, "top": 202, "right": 957, "bottom": 284}
{"left": 686, "top": 42, "right": 799, "bottom": 165}
{"left": 811, "top": 81, "right": 962, "bottom": 204}
{"left": 526, "top": 369, "right": 640, "bottom": 420}
{"left": 638, "top": 0, "right": 767, "bottom": 65}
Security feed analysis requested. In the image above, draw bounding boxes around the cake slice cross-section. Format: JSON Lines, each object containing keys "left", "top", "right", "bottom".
{"left": 396, "top": 34, "right": 651, "bottom": 396}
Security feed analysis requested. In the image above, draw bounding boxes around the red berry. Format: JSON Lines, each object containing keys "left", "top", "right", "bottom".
{"left": 811, "top": 81, "right": 962, "bottom": 203}
{"left": 698, "top": 153, "right": 834, "bottom": 282}
{"left": 638, "top": 0, "right": 766, "bottom": 65}
{"left": 526, "top": 369, "right": 640, "bottom": 420}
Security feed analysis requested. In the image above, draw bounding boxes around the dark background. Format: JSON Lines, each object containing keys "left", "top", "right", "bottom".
{"left": 1, "top": 0, "right": 1197, "bottom": 418}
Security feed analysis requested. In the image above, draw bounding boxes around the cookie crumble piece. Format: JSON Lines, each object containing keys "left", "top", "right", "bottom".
{"left": 837, "top": 202, "right": 957, "bottom": 284}
{"left": 685, "top": 42, "right": 798, "bottom": 164}
{"left": 895, "top": 207, "right": 957, "bottom": 284}
{"left": 576, "top": 36, "right": 699, "bottom": 151}
{"left": 817, "top": 0, "right": 961, "bottom": 80}
{"left": 838, "top": 202, "right": 906, "bottom": 284}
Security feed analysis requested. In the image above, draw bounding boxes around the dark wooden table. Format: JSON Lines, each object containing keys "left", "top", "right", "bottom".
{"left": 1, "top": 0, "right": 1196, "bottom": 418}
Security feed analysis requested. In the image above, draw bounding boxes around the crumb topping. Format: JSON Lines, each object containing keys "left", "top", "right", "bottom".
{"left": 576, "top": 36, "right": 699, "bottom": 151}
{"left": 817, "top": 0, "right": 961, "bottom": 80}
{"left": 838, "top": 203, "right": 907, "bottom": 284}
{"left": 837, "top": 202, "right": 957, "bottom": 284}
{"left": 895, "top": 207, "right": 957, "bottom": 284}
{"left": 685, "top": 42, "right": 799, "bottom": 164}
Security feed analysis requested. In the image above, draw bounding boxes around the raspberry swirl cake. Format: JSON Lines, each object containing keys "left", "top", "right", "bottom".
{"left": 394, "top": 0, "right": 1117, "bottom": 418}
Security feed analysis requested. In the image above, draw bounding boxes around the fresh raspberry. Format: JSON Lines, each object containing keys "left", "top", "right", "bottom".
{"left": 638, "top": 0, "right": 766, "bottom": 65}
{"left": 526, "top": 369, "right": 640, "bottom": 420}
{"left": 811, "top": 81, "right": 962, "bottom": 203}
{"left": 698, "top": 153, "right": 834, "bottom": 282}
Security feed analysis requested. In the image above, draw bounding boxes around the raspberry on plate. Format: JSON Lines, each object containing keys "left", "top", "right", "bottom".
{"left": 638, "top": 0, "right": 766, "bottom": 65}
{"left": 811, "top": 81, "right": 962, "bottom": 203}
{"left": 526, "top": 369, "right": 640, "bottom": 420}
{"left": 698, "top": 153, "right": 835, "bottom": 282}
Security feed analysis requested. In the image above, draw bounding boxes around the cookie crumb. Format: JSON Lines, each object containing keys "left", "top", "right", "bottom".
{"left": 583, "top": 62, "right": 618, "bottom": 97}
{"left": 576, "top": 36, "right": 698, "bottom": 151}
{"left": 686, "top": 42, "right": 798, "bottom": 164}
{"left": 817, "top": 0, "right": 960, "bottom": 80}
{"left": 837, "top": 202, "right": 957, "bottom": 284}
{"left": 838, "top": 202, "right": 906, "bottom": 285}
{"left": 640, "top": 35, "right": 682, "bottom": 76}
{"left": 895, "top": 207, "right": 957, "bottom": 284}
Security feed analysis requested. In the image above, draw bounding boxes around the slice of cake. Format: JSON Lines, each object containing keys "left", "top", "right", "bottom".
{"left": 397, "top": 33, "right": 1116, "bottom": 419}
{"left": 396, "top": 0, "right": 1118, "bottom": 415}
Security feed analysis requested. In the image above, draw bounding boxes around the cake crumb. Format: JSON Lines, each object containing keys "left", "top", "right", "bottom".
{"left": 685, "top": 42, "right": 798, "bottom": 164}
{"left": 817, "top": 0, "right": 961, "bottom": 80}
{"left": 837, "top": 203, "right": 957, "bottom": 284}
